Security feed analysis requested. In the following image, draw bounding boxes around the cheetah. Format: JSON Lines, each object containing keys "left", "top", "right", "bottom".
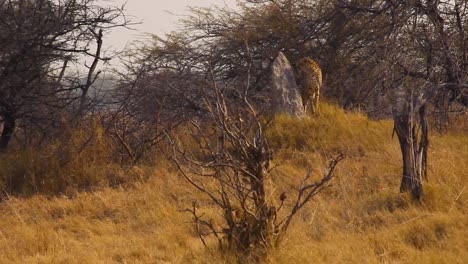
{"left": 294, "top": 57, "right": 322, "bottom": 114}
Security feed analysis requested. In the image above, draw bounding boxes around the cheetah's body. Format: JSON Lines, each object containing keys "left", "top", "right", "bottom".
{"left": 294, "top": 57, "right": 322, "bottom": 114}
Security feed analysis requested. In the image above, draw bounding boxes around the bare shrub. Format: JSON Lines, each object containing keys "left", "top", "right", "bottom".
{"left": 167, "top": 76, "right": 344, "bottom": 261}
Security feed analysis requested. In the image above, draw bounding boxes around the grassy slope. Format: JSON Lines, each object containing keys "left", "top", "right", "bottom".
{"left": 0, "top": 104, "right": 466, "bottom": 263}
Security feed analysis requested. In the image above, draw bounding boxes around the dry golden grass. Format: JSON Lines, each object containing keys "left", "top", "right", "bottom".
{"left": 0, "top": 103, "right": 466, "bottom": 263}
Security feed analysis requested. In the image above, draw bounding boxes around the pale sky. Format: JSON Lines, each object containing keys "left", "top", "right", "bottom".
{"left": 101, "top": 0, "right": 238, "bottom": 52}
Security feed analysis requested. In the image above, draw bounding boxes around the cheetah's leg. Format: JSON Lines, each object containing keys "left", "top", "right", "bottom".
{"left": 310, "top": 100, "right": 316, "bottom": 114}
{"left": 303, "top": 98, "right": 311, "bottom": 114}
{"left": 313, "top": 90, "right": 320, "bottom": 114}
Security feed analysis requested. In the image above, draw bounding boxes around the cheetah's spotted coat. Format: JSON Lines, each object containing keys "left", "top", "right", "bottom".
{"left": 294, "top": 57, "right": 322, "bottom": 114}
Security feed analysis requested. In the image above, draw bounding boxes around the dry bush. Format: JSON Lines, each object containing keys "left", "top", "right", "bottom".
{"left": 0, "top": 118, "right": 147, "bottom": 197}
{"left": 167, "top": 83, "right": 344, "bottom": 261}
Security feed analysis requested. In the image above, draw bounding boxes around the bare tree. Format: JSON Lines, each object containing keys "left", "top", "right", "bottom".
{"left": 335, "top": 0, "right": 468, "bottom": 199}
{"left": 393, "top": 82, "right": 468, "bottom": 199}
{"left": 107, "top": 71, "right": 186, "bottom": 166}
{"left": 0, "top": 0, "right": 131, "bottom": 150}
{"left": 167, "top": 71, "right": 343, "bottom": 260}
{"left": 107, "top": 40, "right": 209, "bottom": 165}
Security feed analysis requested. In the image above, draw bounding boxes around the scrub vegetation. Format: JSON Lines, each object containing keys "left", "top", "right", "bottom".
{"left": 0, "top": 103, "right": 466, "bottom": 263}
{"left": 0, "top": 0, "right": 467, "bottom": 263}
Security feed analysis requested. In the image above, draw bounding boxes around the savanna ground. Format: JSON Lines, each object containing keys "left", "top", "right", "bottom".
{"left": 0, "top": 104, "right": 466, "bottom": 263}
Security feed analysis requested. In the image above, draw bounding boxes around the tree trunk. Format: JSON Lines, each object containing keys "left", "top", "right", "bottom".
{"left": 0, "top": 112, "right": 16, "bottom": 150}
{"left": 418, "top": 105, "right": 429, "bottom": 180}
{"left": 393, "top": 86, "right": 428, "bottom": 200}
{"left": 394, "top": 116, "right": 423, "bottom": 199}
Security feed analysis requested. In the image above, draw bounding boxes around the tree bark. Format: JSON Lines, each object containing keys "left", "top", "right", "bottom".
{"left": 418, "top": 105, "right": 429, "bottom": 180}
{"left": 394, "top": 99, "right": 429, "bottom": 200}
{"left": 394, "top": 116, "right": 424, "bottom": 200}
{"left": 393, "top": 86, "right": 427, "bottom": 200}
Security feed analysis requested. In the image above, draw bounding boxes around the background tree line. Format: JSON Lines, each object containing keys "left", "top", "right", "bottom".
{"left": 115, "top": 0, "right": 466, "bottom": 126}
{"left": 2, "top": 0, "right": 466, "bottom": 152}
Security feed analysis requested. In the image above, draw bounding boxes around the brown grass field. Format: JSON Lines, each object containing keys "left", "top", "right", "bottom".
{"left": 0, "top": 104, "right": 466, "bottom": 263}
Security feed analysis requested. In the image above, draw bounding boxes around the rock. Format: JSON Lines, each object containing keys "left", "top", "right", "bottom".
{"left": 271, "top": 52, "right": 305, "bottom": 117}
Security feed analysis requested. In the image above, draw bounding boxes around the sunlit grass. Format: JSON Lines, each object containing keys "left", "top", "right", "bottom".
{"left": 0, "top": 103, "right": 466, "bottom": 263}
{"left": 268, "top": 103, "right": 394, "bottom": 156}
